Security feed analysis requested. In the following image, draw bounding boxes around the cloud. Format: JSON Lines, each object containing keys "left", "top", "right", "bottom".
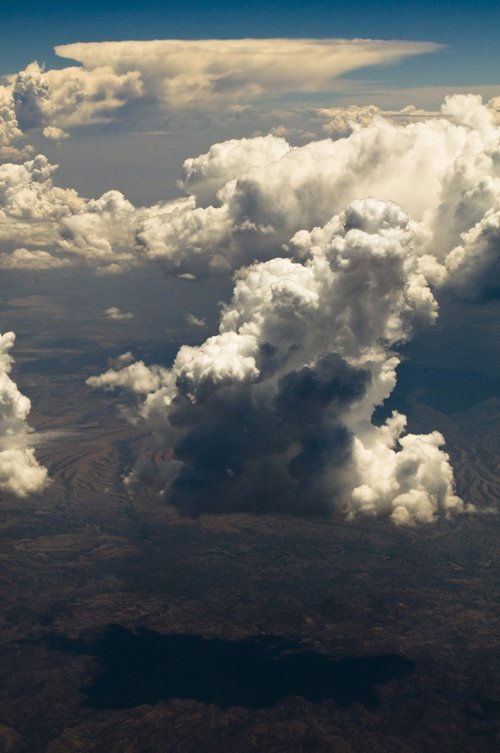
{"left": 11, "top": 60, "right": 143, "bottom": 132}
{"left": 0, "top": 331, "right": 48, "bottom": 497}
{"left": 317, "top": 103, "right": 443, "bottom": 139}
{"left": 90, "top": 358, "right": 168, "bottom": 396}
{"left": 185, "top": 314, "right": 206, "bottom": 327}
{"left": 53, "top": 38, "right": 440, "bottom": 118}
{"left": 42, "top": 126, "right": 69, "bottom": 142}
{"left": 1, "top": 89, "right": 499, "bottom": 517}
{"left": 105, "top": 306, "right": 134, "bottom": 320}
{"left": 2, "top": 93, "right": 499, "bottom": 301}
{"left": 444, "top": 206, "right": 500, "bottom": 300}
{"left": 0, "top": 248, "right": 71, "bottom": 269}
{"left": 0, "top": 162, "right": 136, "bottom": 268}
{"left": 0, "top": 154, "right": 82, "bottom": 248}
{"left": 88, "top": 198, "right": 464, "bottom": 525}
{"left": 488, "top": 95, "right": 500, "bottom": 125}
{"left": 0, "top": 85, "right": 33, "bottom": 163}
{"left": 128, "top": 94, "right": 500, "bottom": 290}
{"left": 0, "top": 38, "right": 441, "bottom": 145}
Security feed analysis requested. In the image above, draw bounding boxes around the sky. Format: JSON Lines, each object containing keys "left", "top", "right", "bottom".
{"left": 0, "top": 2, "right": 499, "bottom": 525}
{"left": 1, "top": 0, "right": 499, "bottom": 88}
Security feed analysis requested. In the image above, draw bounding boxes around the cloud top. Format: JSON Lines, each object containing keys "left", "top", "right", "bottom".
{"left": 54, "top": 38, "right": 441, "bottom": 113}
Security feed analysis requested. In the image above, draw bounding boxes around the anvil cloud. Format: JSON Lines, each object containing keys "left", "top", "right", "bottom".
{"left": 6, "top": 38, "right": 440, "bottom": 135}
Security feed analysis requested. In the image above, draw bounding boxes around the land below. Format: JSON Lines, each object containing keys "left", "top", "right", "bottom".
{"left": 0, "top": 269, "right": 499, "bottom": 753}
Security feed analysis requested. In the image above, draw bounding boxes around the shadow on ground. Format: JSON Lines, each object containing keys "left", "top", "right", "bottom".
{"left": 45, "top": 625, "right": 414, "bottom": 710}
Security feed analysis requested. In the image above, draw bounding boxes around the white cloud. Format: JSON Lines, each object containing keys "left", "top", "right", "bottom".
{"left": 0, "top": 248, "right": 71, "bottom": 269}
{"left": 444, "top": 205, "right": 500, "bottom": 299}
{"left": 105, "top": 306, "right": 134, "bottom": 320}
{"left": 53, "top": 38, "right": 440, "bottom": 116}
{"left": 42, "top": 126, "right": 69, "bottom": 142}
{"left": 2, "top": 93, "right": 499, "bottom": 299}
{"left": 179, "top": 135, "right": 290, "bottom": 206}
{"left": 0, "top": 153, "right": 82, "bottom": 225}
{"left": 317, "top": 103, "right": 444, "bottom": 138}
{"left": 0, "top": 38, "right": 440, "bottom": 145}
{"left": 88, "top": 358, "right": 169, "bottom": 396}
{"left": 0, "top": 85, "right": 33, "bottom": 163}
{"left": 0, "top": 331, "right": 47, "bottom": 497}
{"left": 129, "top": 94, "right": 500, "bottom": 285}
{"left": 185, "top": 314, "right": 206, "bottom": 327}
{"left": 11, "top": 60, "right": 143, "bottom": 132}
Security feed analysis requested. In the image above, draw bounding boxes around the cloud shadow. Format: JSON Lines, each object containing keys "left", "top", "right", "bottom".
{"left": 45, "top": 625, "right": 414, "bottom": 710}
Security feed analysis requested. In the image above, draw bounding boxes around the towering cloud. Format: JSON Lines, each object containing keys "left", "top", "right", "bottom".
{"left": 0, "top": 85, "right": 33, "bottom": 162}
{"left": 134, "top": 94, "right": 500, "bottom": 284}
{"left": 3, "top": 38, "right": 440, "bottom": 136}
{"left": 89, "top": 198, "right": 463, "bottom": 525}
{"left": 0, "top": 332, "right": 47, "bottom": 497}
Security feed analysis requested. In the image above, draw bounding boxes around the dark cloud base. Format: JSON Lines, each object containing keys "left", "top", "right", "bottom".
{"left": 169, "top": 354, "right": 370, "bottom": 517}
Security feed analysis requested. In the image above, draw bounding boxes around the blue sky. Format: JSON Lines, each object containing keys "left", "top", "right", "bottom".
{"left": 1, "top": 0, "right": 499, "bottom": 88}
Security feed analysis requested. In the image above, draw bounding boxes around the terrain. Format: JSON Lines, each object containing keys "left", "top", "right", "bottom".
{"left": 0, "top": 268, "right": 499, "bottom": 753}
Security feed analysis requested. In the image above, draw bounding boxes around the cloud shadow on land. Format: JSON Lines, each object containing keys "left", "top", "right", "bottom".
{"left": 45, "top": 625, "right": 414, "bottom": 710}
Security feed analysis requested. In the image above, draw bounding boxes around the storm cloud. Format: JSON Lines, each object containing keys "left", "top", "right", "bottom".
{"left": 89, "top": 198, "right": 463, "bottom": 524}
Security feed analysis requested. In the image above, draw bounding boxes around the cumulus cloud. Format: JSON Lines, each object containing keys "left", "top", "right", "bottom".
{"left": 130, "top": 94, "right": 500, "bottom": 288}
{"left": 0, "top": 162, "right": 136, "bottom": 269}
{"left": 105, "top": 306, "right": 134, "bottom": 320}
{"left": 42, "top": 126, "right": 69, "bottom": 142}
{"left": 0, "top": 154, "right": 82, "bottom": 248}
{"left": 317, "top": 103, "right": 443, "bottom": 139}
{"left": 11, "top": 60, "right": 143, "bottom": 133}
{"left": 0, "top": 331, "right": 48, "bottom": 497}
{"left": 88, "top": 198, "right": 464, "bottom": 525}
{"left": 90, "top": 357, "right": 168, "bottom": 396}
{"left": 444, "top": 206, "right": 500, "bottom": 299}
{"left": 2, "top": 93, "right": 500, "bottom": 299}
{"left": 0, "top": 85, "right": 32, "bottom": 163}
{"left": 0, "top": 248, "right": 71, "bottom": 269}
{"left": 3, "top": 40, "right": 500, "bottom": 523}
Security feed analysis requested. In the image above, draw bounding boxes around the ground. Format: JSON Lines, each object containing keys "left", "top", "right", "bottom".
{"left": 0, "top": 268, "right": 499, "bottom": 753}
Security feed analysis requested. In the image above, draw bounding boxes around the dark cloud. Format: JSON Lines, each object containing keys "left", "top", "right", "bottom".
{"left": 167, "top": 354, "right": 370, "bottom": 517}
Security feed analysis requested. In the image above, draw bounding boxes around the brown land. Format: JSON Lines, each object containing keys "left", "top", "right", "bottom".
{"left": 0, "top": 276, "right": 499, "bottom": 752}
